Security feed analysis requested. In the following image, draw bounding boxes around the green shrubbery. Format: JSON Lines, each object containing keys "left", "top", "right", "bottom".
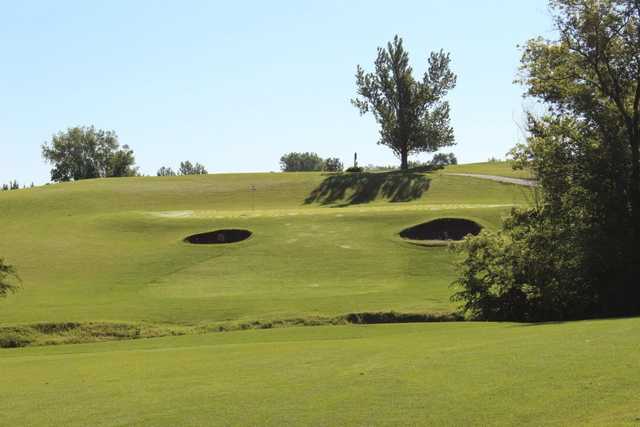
{"left": 0, "top": 258, "right": 18, "bottom": 297}
{"left": 280, "top": 152, "right": 344, "bottom": 172}
{"left": 453, "top": 0, "right": 640, "bottom": 321}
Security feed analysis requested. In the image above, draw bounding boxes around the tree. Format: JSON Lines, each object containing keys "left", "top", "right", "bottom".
{"left": 323, "top": 157, "right": 344, "bottom": 172}
{"left": 0, "top": 258, "right": 19, "bottom": 298}
{"left": 107, "top": 145, "right": 137, "bottom": 177}
{"left": 157, "top": 166, "right": 176, "bottom": 176}
{"left": 431, "top": 152, "right": 458, "bottom": 167}
{"left": 42, "top": 126, "right": 137, "bottom": 182}
{"left": 453, "top": 0, "right": 640, "bottom": 320}
{"left": 279, "top": 152, "right": 325, "bottom": 172}
{"left": 178, "top": 161, "right": 208, "bottom": 175}
{"left": 352, "top": 35, "right": 457, "bottom": 170}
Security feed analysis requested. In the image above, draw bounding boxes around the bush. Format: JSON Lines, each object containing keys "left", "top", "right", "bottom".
{"left": 0, "top": 332, "right": 33, "bottom": 348}
{"left": 452, "top": 207, "right": 594, "bottom": 322}
{"left": 345, "top": 166, "right": 363, "bottom": 173}
{"left": 178, "top": 161, "right": 207, "bottom": 175}
{"left": 323, "top": 157, "right": 343, "bottom": 172}
{"left": 431, "top": 152, "right": 458, "bottom": 167}
{"left": 280, "top": 152, "right": 325, "bottom": 172}
{"left": 0, "top": 258, "right": 19, "bottom": 297}
{"left": 157, "top": 166, "right": 176, "bottom": 177}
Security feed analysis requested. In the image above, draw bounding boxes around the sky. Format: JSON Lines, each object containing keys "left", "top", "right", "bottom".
{"left": 0, "top": 0, "right": 553, "bottom": 185}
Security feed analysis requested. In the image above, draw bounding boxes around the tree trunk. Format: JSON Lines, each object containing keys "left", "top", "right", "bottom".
{"left": 631, "top": 132, "right": 640, "bottom": 225}
{"left": 630, "top": 131, "right": 640, "bottom": 307}
{"left": 400, "top": 149, "right": 408, "bottom": 170}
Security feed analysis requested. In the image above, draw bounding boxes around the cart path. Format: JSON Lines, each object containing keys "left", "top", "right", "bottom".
{"left": 444, "top": 173, "right": 538, "bottom": 187}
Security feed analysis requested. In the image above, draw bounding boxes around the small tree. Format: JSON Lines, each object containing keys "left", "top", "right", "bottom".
{"left": 0, "top": 258, "right": 19, "bottom": 297}
{"left": 323, "top": 157, "right": 343, "bottom": 172}
{"left": 280, "top": 152, "right": 325, "bottom": 172}
{"left": 179, "top": 161, "right": 208, "bottom": 175}
{"left": 157, "top": 166, "right": 176, "bottom": 177}
{"left": 42, "top": 126, "right": 137, "bottom": 182}
{"left": 107, "top": 145, "right": 138, "bottom": 177}
{"left": 431, "top": 152, "right": 457, "bottom": 167}
{"left": 352, "top": 35, "right": 457, "bottom": 170}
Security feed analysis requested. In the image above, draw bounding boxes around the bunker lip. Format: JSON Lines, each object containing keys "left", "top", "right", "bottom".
{"left": 184, "top": 229, "right": 252, "bottom": 244}
{"left": 400, "top": 218, "right": 482, "bottom": 241}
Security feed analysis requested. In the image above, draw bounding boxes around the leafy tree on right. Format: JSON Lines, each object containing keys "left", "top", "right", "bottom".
{"left": 453, "top": 0, "right": 640, "bottom": 321}
{"left": 352, "top": 35, "right": 457, "bottom": 170}
{"left": 0, "top": 258, "right": 19, "bottom": 298}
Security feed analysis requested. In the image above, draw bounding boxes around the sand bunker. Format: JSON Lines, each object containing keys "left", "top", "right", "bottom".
{"left": 184, "top": 229, "right": 252, "bottom": 244}
{"left": 400, "top": 218, "right": 482, "bottom": 241}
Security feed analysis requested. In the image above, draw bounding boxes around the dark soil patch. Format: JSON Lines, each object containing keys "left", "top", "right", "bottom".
{"left": 400, "top": 218, "right": 482, "bottom": 241}
{"left": 184, "top": 229, "right": 252, "bottom": 244}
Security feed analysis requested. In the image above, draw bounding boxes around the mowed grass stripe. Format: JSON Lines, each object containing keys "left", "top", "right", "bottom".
{"left": 1, "top": 319, "right": 639, "bottom": 426}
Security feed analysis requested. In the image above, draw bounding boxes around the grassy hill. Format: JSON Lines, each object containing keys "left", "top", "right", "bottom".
{"left": 3, "top": 163, "right": 638, "bottom": 425}
{"left": 444, "top": 161, "right": 534, "bottom": 179}
{"left": 0, "top": 168, "right": 528, "bottom": 328}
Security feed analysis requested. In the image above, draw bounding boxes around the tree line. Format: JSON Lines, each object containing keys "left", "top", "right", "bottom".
{"left": 453, "top": 0, "right": 640, "bottom": 321}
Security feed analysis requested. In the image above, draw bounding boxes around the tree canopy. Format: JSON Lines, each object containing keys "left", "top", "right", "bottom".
{"left": 42, "top": 126, "right": 137, "bottom": 182}
{"left": 453, "top": 0, "right": 640, "bottom": 321}
{"left": 0, "top": 258, "right": 19, "bottom": 298}
{"left": 352, "top": 35, "right": 457, "bottom": 170}
{"left": 279, "top": 152, "right": 325, "bottom": 172}
{"left": 178, "top": 161, "right": 208, "bottom": 175}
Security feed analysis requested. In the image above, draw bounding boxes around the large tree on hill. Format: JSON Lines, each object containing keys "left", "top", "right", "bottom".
{"left": 352, "top": 35, "right": 457, "bottom": 170}
{"left": 453, "top": 0, "right": 640, "bottom": 321}
{"left": 42, "top": 126, "right": 138, "bottom": 182}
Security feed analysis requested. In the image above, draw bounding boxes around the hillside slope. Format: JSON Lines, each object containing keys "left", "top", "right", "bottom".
{"left": 0, "top": 171, "right": 530, "bottom": 326}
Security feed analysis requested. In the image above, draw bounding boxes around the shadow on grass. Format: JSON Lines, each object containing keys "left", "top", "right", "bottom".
{"left": 304, "top": 171, "right": 431, "bottom": 206}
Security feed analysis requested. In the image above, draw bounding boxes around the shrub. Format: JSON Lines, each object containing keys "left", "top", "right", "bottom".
{"left": 323, "top": 157, "right": 343, "bottom": 172}
{"left": 280, "top": 152, "right": 325, "bottom": 172}
{"left": 0, "top": 332, "right": 33, "bottom": 348}
{"left": 156, "top": 166, "right": 176, "bottom": 177}
{"left": 178, "top": 161, "right": 207, "bottom": 175}
{"left": 431, "top": 152, "right": 458, "bottom": 166}
{"left": 345, "top": 166, "right": 363, "bottom": 173}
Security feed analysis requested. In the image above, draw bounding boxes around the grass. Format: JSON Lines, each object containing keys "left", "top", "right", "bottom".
{"left": 4, "top": 167, "right": 636, "bottom": 425}
{"left": 2, "top": 319, "right": 639, "bottom": 426}
{"left": 444, "top": 161, "right": 534, "bottom": 179}
{"left": 0, "top": 171, "right": 529, "bottom": 327}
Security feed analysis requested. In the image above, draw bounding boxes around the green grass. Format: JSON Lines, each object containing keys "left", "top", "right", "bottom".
{"left": 2, "top": 319, "right": 639, "bottom": 426}
{"left": 0, "top": 171, "right": 529, "bottom": 327}
{"left": 4, "top": 170, "right": 636, "bottom": 425}
{"left": 444, "top": 161, "right": 534, "bottom": 179}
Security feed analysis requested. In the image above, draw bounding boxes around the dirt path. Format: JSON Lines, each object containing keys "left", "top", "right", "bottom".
{"left": 444, "top": 173, "right": 538, "bottom": 187}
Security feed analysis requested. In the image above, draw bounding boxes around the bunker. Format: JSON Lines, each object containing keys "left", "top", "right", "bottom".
{"left": 400, "top": 218, "right": 482, "bottom": 241}
{"left": 184, "top": 229, "right": 252, "bottom": 244}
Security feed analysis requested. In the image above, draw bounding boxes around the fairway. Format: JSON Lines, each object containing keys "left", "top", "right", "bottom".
{"left": 3, "top": 166, "right": 639, "bottom": 426}
{"left": 2, "top": 319, "right": 639, "bottom": 426}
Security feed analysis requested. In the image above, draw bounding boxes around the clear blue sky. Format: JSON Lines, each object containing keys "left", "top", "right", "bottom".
{"left": 1, "top": 0, "right": 552, "bottom": 185}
